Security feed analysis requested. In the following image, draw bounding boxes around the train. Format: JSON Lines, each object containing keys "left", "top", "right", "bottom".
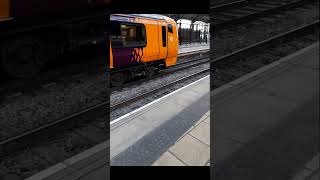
{"left": 0, "top": 0, "right": 109, "bottom": 78}
{"left": 110, "top": 14, "right": 179, "bottom": 86}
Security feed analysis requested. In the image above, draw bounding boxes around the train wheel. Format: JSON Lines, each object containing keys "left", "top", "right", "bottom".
{"left": 111, "top": 72, "right": 128, "bottom": 87}
{"left": 0, "top": 36, "right": 48, "bottom": 78}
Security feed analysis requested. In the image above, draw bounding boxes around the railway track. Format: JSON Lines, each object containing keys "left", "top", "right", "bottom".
{"left": 0, "top": 47, "right": 208, "bottom": 102}
{"left": 211, "top": 20, "right": 319, "bottom": 89}
{"left": 110, "top": 68, "right": 209, "bottom": 111}
{"left": 111, "top": 53, "right": 210, "bottom": 92}
{"left": 0, "top": 67, "right": 209, "bottom": 179}
{"left": 0, "top": 45, "right": 105, "bottom": 102}
{"left": 211, "top": 0, "right": 248, "bottom": 10}
{"left": 0, "top": 116, "right": 107, "bottom": 179}
{"left": 212, "top": 0, "right": 318, "bottom": 58}
{"left": 0, "top": 48, "right": 209, "bottom": 179}
{"left": 211, "top": 0, "right": 316, "bottom": 30}
{"left": 0, "top": 60, "right": 210, "bottom": 157}
{"left": 0, "top": 47, "right": 209, "bottom": 146}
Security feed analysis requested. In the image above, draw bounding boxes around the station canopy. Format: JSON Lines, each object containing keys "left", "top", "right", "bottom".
{"left": 161, "top": 14, "right": 210, "bottom": 23}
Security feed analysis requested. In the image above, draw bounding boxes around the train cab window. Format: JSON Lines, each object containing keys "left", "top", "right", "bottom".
{"left": 162, "top": 26, "right": 167, "bottom": 47}
{"left": 120, "top": 24, "right": 146, "bottom": 47}
{"left": 168, "top": 24, "right": 173, "bottom": 33}
{"left": 111, "top": 21, "right": 146, "bottom": 48}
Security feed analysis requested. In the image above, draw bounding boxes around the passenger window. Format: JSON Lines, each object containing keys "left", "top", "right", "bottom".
{"left": 168, "top": 24, "right": 173, "bottom": 33}
{"left": 111, "top": 22, "right": 146, "bottom": 48}
{"left": 162, "top": 26, "right": 167, "bottom": 47}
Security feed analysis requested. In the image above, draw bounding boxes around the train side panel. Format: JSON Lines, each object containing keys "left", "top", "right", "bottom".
{"left": 0, "top": 0, "right": 10, "bottom": 19}
{"left": 137, "top": 18, "right": 160, "bottom": 63}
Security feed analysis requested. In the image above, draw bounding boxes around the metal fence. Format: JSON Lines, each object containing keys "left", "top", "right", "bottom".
{"left": 177, "top": 21, "right": 210, "bottom": 45}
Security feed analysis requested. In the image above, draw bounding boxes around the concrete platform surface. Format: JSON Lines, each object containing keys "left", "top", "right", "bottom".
{"left": 110, "top": 75, "right": 210, "bottom": 166}
{"left": 152, "top": 111, "right": 210, "bottom": 166}
{"left": 26, "top": 141, "right": 109, "bottom": 180}
{"left": 290, "top": 153, "right": 319, "bottom": 180}
{"left": 179, "top": 42, "right": 209, "bottom": 49}
{"left": 179, "top": 43, "right": 209, "bottom": 54}
{"left": 212, "top": 42, "right": 319, "bottom": 179}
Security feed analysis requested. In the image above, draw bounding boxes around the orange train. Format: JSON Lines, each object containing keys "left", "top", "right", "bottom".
{"left": 110, "top": 14, "right": 179, "bottom": 86}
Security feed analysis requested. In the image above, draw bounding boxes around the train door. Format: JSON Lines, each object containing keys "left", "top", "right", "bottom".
{"left": 166, "top": 23, "right": 178, "bottom": 67}
{"left": 158, "top": 20, "right": 168, "bottom": 61}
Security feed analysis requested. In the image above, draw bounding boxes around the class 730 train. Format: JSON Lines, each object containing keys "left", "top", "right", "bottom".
{"left": 110, "top": 14, "right": 179, "bottom": 86}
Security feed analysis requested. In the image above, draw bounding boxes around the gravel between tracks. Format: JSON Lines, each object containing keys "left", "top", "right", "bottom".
{"left": 0, "top": 116, "right": 107, "bottom": 179}
{"left": 0, "top": 50, "right": 207, "bottom": 141}
{"left": 0, "top": 51, "right": 209, "bottom": 179}
{"left": 212, "top": 30, "right": 319, "bottom": 89}
{"left": 110, "top": 63, "right": 210, "bottom": 121}
{"left": 0, "top": 73, "right": 109, "bottom": 141}
{"left": 211, "top": 0, "right": 238, "bottom": 6}
{"left": 212, "top": 1, "right": 319, "bottom": 58}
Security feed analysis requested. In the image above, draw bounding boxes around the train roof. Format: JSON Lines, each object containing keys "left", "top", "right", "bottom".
{"left": 111, "top": 14, "right": 175, "bottom": 23}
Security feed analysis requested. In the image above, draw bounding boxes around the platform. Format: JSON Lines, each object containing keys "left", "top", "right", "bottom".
{"left": 212, "top": 42, "right": 319, "bottom": 179}
{"left": 110, "top": 75, "right": 210, "bottom": 166}
{"left": 178, "top": 43, "right": 209, "bottom": 54}
{"left": 26, "top": 75, "right": 210, "bottom": 179}
{"left": 26, "top": 142, "right": 109, "bottom": 180}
